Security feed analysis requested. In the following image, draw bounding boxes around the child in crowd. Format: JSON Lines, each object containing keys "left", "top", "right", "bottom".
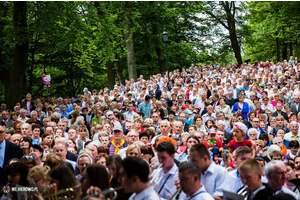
{"left": 203, "top": 128, "right": 223, "bottom": 164}
{"left": 228, "top": 122, "right": 253, "bottom": 154}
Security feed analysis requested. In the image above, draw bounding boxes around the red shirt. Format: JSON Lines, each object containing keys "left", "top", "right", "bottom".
{"left": 203, "top": 139, "right": 223, "bottom": 149}
{"left": 228, "top": 138, "right": 252, "bottom": 151}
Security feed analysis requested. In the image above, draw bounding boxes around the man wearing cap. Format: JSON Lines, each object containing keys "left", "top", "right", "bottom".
{"left": 107, "top": 122, "right": 128, "bottom": 156}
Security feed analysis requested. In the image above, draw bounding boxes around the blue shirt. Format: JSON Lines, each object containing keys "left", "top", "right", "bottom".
{"left": 124, "top": 111, "right": 137, "bottom": 121}
{"left": 0, "top": 140, "right": 6, "bottom": 168}
{"left": 61, "top": 112, "right": 70, "bottom": 119}
{"left": 228, "top": 169, "right": 243, "bottom": 192}
{"left": 137, "top": 101, "right": 151, "bottom": 118}
{"left": 59, "top": 104, "right": 73, "bottom": 113}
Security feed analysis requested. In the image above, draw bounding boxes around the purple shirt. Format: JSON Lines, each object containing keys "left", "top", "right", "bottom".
{"left": 109, "top": 141, "right": 125, "bottom": 156}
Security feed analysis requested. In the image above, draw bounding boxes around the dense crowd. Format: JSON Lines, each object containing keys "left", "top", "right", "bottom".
{"left": 1, "top": 57, "right": 300, "bottom": 200}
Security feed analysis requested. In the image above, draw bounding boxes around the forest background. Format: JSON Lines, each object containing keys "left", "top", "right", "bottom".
{"left": 0, "top": 1, "right": 299, "bottom": 108}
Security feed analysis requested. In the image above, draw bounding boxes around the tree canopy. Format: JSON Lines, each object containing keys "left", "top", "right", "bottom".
{"left": 0, "top": 1, "right": 300, "bottom": 107}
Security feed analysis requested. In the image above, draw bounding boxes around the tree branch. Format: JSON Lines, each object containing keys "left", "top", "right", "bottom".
{"left": 204, "top": 10, "right": 229, "bottom": 29}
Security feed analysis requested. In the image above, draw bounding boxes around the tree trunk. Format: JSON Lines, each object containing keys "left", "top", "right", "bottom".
{"left": 95, "top": 1, "right": 116, "bottom": 88}
{"left": 114, "top": 54, "right": 125, "bottom": 85}
{"left": 106, "top": 60, "right": 115, "bottom": 90}
{"left": 222, "top": 2, "right": 242, "bottom": 65}
{"left": 156, "top": 44, "right": 166, "bottom": 74}
{"left": 282, "top": 42, "right": 288, "bottom": 61}
{"left": 5, "top": 1, "right": 29, "bottom": 109}
{"left": 29, "top": 46, "right": 35, "bottom": 95}
{"left": 123, "top": 1, "right": 137, "bottom": 81}
{"left": 229, "top": 32, "right": 242, "bottom": 65}
{"left": 152, "top": 25, "right": 166, "bottom": 74}
{"left": 276, "top": 37, "right": 280, "bottom": 62}
{"left": 289, "top": 42, "right": 293, "bottom": 56}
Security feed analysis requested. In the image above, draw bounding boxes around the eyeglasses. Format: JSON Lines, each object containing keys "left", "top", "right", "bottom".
{"left": 238, "top": 118, "right": 243, "bottom": 120}
{"left": 0, "top": 131, "right": 5, "bottom": 134}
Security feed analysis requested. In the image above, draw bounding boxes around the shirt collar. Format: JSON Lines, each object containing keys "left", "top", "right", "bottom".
{"left": 164, "top": 163, "right": 178, "bottom": 175}
{"left": 251, "top": 185, "right": 265, "bottom": 198}
{"left": 203, "top": 161, "right": 215, "bottom": 175}
{"left": 132, "top": 186, "right": 156, "bottom": 200}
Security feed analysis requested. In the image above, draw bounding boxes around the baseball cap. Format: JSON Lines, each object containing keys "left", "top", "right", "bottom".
{"left": 185, "top": 109, "right": 193, "bottom": 115}
{"left": 181, "top": 105, "right": 188, "bottom": 110}
{"left": 113, "top": 122, "right": 123, "bottom": 132}
{"left": 208, "top": 128, "right": 217, "bottom": 135}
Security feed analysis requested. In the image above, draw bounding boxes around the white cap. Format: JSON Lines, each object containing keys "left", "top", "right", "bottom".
{"left": 233, "top": 122, "right": 248, "bottom": 133}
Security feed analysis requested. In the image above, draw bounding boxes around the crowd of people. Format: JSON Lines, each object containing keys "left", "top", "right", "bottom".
{"left": 1, "top": 57, "right": 300, "bottom": 200}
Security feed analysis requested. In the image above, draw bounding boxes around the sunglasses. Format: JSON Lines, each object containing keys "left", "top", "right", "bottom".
{"left": 24, "top": 156, "right": 34, "bottom": 160}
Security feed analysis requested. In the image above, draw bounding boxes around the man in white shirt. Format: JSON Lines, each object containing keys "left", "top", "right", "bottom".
{"left": 151, "top": 120, "right": 171, "bottom": 144}
{"left": 265, "top": 160, "right": 297, "bottom": 199}
{"left": 179, "top": 162, "right": 214, "bottom": 200}
{"left": 120, "top": 157, "right": 161, "bottom": 200}
{"left": 189, "top": 144, "right": 231, "bottom": 200}
{"left": 151, "top": 141, "right": 178, "bottom": 200}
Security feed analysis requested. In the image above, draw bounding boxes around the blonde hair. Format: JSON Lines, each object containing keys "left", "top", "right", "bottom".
{"left": 238, "top": 159, "right": 263, "bottom": 175}
{"left": 256, "top": 140, "right": 264, "bottom": 147}
{"left": 134, "top": 117, "right": 143, "bottom": 124}
{"left": 126, "top": 144, "right": 141, "bottom": 157}
{"left": 181, "top": 132, "right": 190, "bottom": 140}
{"left": 79, "top": 149, "right": 92, "bottom": 158}
{"left": 27, "top": 165, "right": 50, "bottom": 181}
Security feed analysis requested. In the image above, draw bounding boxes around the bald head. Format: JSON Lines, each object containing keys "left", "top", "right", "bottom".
{"left": 21, "top": 123, "right": 32, "bottom": 137}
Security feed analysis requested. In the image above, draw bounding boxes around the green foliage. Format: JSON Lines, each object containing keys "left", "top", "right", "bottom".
{"left": 6, "top": 1, "right": 298, "bottom": 102}
{"left": 244, "top": 1, "right": 300, "bottom": 62}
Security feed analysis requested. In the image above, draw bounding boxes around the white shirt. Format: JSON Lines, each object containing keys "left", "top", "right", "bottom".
{"left": 117, "top": 147, "right": 128, "bottom": 159}
{"left": 151, "top": 164, "right": 179, "bottom": 200}
{"left": 201, "top": 162, "right": 231, "bottom": 197}
{"left": 232, "top": 88, "right": 237, "bottom": 99}
{"left": 17, "top": 116, "right": 29, "bottom": 124}
{"left": 179, "top": 185, "right": 214, "bottom": 200}
{"left": 129, "top": 186, "right": 160, "bottom": 200}
{"left": 275, "top": 186, "right": 297, "bottom": 199}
